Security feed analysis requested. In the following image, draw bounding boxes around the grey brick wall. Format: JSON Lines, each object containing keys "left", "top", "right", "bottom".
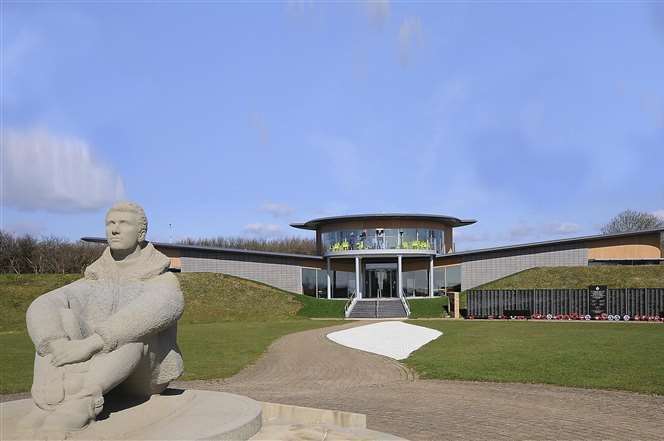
{"left": 461, "top": 245, "right": 588, "bottom": 290}
{"left": 180, "top": 252, "right": 305, "bottom": 294}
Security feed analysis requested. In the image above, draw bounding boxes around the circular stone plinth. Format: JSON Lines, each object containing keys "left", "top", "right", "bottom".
{"left": 1, "top": 389, "right": 262, "bottom": 440}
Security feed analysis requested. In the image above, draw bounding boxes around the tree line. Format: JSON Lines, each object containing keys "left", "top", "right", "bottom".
{"left": 0, "top": 231, "right": 105, "bottom": 274}
{"left": 0, "top": 231, "right": 317, "bottom": 274}
{"left": 177, "top": 236, "right": 316, "bottom": 255}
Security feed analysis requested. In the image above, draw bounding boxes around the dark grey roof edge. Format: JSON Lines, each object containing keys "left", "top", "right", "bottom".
{"left": 80, "top": 237, "right": 324, "bottom": 260}
{"left": 436, "top": 227, "right": 664, "bottom": 258}
{"left": 291, "top": 213, "right": 477, "bottom": 230}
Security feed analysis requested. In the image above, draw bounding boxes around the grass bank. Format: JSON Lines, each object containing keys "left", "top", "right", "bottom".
{"left": 476, "top": 266, "right": 664, "bottom": 290}
{"left": 177, "top": 273, "right": 344, "bottom": 322}
{"left": 406, "top": 320, "right": 664, "bottom": 395}
{"left": 408, "top": 297, "right": 448, "bottom": 318}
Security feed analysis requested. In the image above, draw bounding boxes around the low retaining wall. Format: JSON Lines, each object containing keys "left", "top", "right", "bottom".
{"left": 467, "top": 288, "right": 664, "bottom": 318}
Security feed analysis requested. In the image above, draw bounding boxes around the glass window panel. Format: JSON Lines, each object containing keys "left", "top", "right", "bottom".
{"left": 433, "top": 267, "right": 445, "bottom": 296}
{"left": 302, "top": 268, "right": 316, "bottom": 297}
{"left": 432, "top": 230, "right": 443, "bottom": 252}
{"left": 324, "top": 228, "right": 444, "bottom": 251}
{"left": 333, "top": 271, "right": 354, "bottom": 298}
{"left": 365, "top": 230, "right": 377, "bottom": 249}
{"left": 445, "top": 265, "right": 461, "bottom": 292}
{"left": 316, "top": 269, "right": 328, "bottom": 298}
{"left": 401, "top": 229, "right": 417, "bottom": 249}
{"left": 403, "top": 269, "right": 429, "bottom": 297}
{"left": 385, "top": 229, "right": 399, "bottom": 249}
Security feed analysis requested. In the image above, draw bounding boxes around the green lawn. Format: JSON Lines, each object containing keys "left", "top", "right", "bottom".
{"left": 406, "top": 320, "right": 664, "bottom": 395}
{"left": 1, "top": 331, "right": 34, "bottom": 394}
{"left": 475, "top": 265, "right": 664, "bottom": 290}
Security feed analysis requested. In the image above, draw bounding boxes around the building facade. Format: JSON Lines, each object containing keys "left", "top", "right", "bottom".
{"left": 83, "top": 214, "right": 664, "bottom": 302}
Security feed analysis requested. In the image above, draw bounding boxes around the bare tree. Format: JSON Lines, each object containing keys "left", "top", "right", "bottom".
{"left": 0, "top": 231, "right": 104, "bottom": 274}
{"left": 178, "top": 236, "right": 316, "bottom": 255}
{"left": 601, "top": 210, "right": 664, "bottom": 234}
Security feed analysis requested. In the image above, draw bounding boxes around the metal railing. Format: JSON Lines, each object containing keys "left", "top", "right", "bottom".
{"left": 344, "top": 291, "right": 358, "bottom": 318}
{"left": 399, "top": 290, "right": 411, "bottom": 317}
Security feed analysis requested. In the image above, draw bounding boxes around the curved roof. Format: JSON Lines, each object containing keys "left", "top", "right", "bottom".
{"left": 290, "top": 213, "right": 477, "bottom": 230}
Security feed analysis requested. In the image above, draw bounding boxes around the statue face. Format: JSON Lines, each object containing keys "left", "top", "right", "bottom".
{"left": 105, "top": 210, "right": 143, "bottom": 251}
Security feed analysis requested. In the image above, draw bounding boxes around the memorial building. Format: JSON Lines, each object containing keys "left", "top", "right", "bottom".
{"left": 83, "top": 213, "right": 664, "bottom": 316}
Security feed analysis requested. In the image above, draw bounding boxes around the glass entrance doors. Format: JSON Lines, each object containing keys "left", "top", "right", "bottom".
{"left": 364, "top": 263, "right": 397, "bottom": 298}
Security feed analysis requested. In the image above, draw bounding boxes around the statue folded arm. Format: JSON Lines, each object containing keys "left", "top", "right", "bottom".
{"left": 94, "top": 272, "right": 184, "bottom": 353}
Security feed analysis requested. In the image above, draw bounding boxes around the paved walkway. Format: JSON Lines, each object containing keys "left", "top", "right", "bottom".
{"left": 176, "top": 321, "right": 664, "bottom": 441}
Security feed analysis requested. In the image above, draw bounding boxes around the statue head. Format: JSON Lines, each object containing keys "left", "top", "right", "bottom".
{"left": 105, "top": 201, "right": 148, "bottom": 252}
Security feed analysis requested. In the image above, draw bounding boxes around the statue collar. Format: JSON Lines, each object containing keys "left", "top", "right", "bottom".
{"left": 84, "top": 242, "right": 171, "bottom": 281}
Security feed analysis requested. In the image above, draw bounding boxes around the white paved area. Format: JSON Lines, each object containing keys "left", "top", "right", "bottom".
{"left": 326, "top": 321, "right": 442, "bottom": 360}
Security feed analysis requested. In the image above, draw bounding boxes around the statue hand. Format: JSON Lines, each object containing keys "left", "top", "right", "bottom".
{"left": 51, "top": 334, "right": 104, "bottom": 367}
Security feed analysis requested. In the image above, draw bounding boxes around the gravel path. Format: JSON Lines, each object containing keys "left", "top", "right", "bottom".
{"left": 176, "top": 321, "right": 664, "bottom": 441}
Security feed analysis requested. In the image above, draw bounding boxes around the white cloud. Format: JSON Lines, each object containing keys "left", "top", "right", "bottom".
{"left": 2, "top": 128, "right": 125, "bottom": 212}
{"left": 398, "top": 16, "right": 422, "bottom": 66}
{"left": 365, "top": 0, "right": 390, "bottom": 26}
{"left": 653, "top": 209, "right": 664, "bottom": 220}
{"left": 260, "top": 202, "right": 295, "bottom": 218}
{"left": 243, "top": 223, "right": 283, "bottom": 238}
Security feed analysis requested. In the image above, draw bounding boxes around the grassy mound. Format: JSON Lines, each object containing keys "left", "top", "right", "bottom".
{"left": 179, "top": 273, "right": 344, "bottom": 322}
{"left": 408, "top": 297, "right": 448, "bottom": 318}
{"left": 475, "top": 266, "right": 664, "bottom": 290}
{"left": 181, "top": 273, "right": 298, "bottom": 323}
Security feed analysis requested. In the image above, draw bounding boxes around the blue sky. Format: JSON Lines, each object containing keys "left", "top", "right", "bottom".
{"left": 2, "top": 1, "right": 664, "bottom": 251}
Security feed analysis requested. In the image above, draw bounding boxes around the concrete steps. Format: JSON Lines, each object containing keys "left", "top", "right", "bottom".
{"left": 348, "top": 299, "right": 407, "bottom": 319}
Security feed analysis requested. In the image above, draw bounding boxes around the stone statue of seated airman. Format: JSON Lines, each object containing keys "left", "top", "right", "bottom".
{"left": 19, "top": 201, "right": 184, "bottom": 434}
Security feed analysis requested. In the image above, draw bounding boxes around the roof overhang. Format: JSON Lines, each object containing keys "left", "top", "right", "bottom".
{"left": 290, "top": 213, "right": 477, "bottom": 231}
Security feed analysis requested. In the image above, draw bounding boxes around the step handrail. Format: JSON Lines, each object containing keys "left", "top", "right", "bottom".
{"left": 344, "top": 291, "right": 358, "bottom": 318}
{"left": 399, "top": 290, "right": 411, "bottom": 317}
